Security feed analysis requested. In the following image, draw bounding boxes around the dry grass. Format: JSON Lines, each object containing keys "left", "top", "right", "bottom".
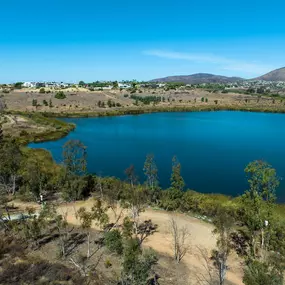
{"left": 12, "top": 199, "right": 244, "bottom": 285}
{"left": 2, "top": 88, "right": 284, "bottom": 115}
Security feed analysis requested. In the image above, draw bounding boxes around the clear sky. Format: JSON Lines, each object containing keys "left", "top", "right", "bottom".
{"left": 1, "top": 0, "right": 285, "bottom": 83}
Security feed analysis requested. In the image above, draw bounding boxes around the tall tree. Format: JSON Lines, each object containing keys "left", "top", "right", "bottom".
{"left": 63, "top": 140, "right": 87, "bottom": 176}
{"left": 61, "top": 140, "right": 87, "bottom": 201}
{"left": 112, "top": 81, "right": 119, "bottom": 89}
{"left": 123, "top": 184, "right": 149, "bottom": 236}
{"left": 125, "top": 164, "right": 137, "bottom": 188}
{"left": 0, "top": 124, "right": 3, "bottom": 144}
{"left": 0, "top": 140, "right": 22, "bottom": 195}
{"left": 241, "top": 161, "right": 279, "bottom": 259}
{"left": 143, "top": 154, "right": 158, "bottom": 191}
{"left": 212, "top": 210, "right": 234, "bottom": 285}
{"left": 0, "top": 97, "right": 5, "bottom": 143}
{"left": 143, "top": 154, "right": 160, "bottom": 203}
{"left": 170, "top": 156, "right": 185, "bottom": 192}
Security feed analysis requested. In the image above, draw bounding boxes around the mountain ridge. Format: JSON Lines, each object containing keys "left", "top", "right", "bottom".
{"left": 253, "top": 67, "right": 285, "bottom": 81}
{"left": 150, "top": 67, "right": 285, "bottom": 84}
{"left": 150, "top": 73, "right": 244, "bottom": 84}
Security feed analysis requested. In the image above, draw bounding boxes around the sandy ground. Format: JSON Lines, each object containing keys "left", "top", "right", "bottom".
{"left": 12, "top": 199, "right": 244, "bottom": 285}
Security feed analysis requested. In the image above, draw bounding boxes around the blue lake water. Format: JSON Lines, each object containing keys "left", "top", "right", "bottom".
{"left": 29, "top": 111, "right": 285, "bottom": 201}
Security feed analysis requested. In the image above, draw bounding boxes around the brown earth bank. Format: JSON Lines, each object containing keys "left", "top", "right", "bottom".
{"left": 1, "top": 88, "right": 285, "bottom": 115}
{"left": 11, "top": 199, "right": 244, "bottom": 285}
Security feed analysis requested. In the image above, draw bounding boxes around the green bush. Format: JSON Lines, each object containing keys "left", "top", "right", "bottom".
{"left": 104, "top": 229, "right": 123, "bottom": 254}
{"left": 159, "top": 188, "right": 183, "bottom": 211}
{"left": 55, "top": 91, "right": 66, "bottom": 99}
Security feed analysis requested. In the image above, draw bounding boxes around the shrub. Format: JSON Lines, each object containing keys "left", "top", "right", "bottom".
{"left": 20, "top": 130, "right": 29, "bottom": 137}
{"left": 39, "top": 88, "right": 45, "bottom": 94}
{"left": 104, "top": 258, "right": 112, "bottom": 268}
{"left": 159, "top": 188, "right": 183, "bottom": 211}
{"left": 55, "top": 91, "right": 66, "bottom": 99}
{"left": 104, "top": 229, "right": 123, "bottom": 254}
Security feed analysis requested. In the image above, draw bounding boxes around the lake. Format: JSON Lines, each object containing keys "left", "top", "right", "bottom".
{"left": 29, "top": 111, "right": 285, "bottom": 201}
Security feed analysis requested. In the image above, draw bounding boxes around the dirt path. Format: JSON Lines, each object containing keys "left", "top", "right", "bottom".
{"left": 12, "top": 199, "right": 244, "bottom": 284}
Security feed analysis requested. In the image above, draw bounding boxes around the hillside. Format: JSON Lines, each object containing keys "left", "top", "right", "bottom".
{"left": 151, "top": 73, "right": 244, "bottom": 84}
{"left": 253, "top": 67, "right": 285, "bottom": 81}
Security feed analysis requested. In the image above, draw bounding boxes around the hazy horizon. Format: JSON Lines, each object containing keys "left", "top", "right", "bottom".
{"left": 1, "top": 0, "right": 284, "bottom": 82}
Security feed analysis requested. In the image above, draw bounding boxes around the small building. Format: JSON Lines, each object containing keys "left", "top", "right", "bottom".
{"left": 23, "top": 82, "right": 36, "bottom": 88}
{"left": 118, "top": 83, "right": 131, "bottom": 89}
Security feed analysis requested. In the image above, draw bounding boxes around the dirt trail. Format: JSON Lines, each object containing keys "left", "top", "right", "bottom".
{"left": 12, "top": 199, "right": 244, "bottom": 285}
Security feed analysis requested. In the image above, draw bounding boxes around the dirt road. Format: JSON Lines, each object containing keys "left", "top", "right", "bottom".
{"left": 12, "top": 199, "right": 244, "bottom": 284}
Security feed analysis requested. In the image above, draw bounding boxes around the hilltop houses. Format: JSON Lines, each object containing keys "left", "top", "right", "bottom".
{"left": 22, "top": 81, "right": 73, "bottom": 88}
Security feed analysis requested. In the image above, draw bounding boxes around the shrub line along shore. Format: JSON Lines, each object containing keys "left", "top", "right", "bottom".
{"left": 4, "top": 105, "right": 285, "bottom": 210}
{"left": 6, "top": 104, "right": 285, "bottom": 143}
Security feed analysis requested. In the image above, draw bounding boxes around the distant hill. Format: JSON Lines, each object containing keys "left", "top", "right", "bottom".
{"left": 253, "top": 67, "right": 285, "bottom": 81}
{"left": 151, "top": 73, "right": 244, "bottom": 84}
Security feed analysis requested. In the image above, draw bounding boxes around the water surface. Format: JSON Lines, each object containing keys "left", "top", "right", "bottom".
{"left": 29, "top": 111, "right": 285, "bottom": 201}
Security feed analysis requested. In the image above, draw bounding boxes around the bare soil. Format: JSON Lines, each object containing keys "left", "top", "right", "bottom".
{"left": 12, "top": 199, "right": 244, "bottom": 285}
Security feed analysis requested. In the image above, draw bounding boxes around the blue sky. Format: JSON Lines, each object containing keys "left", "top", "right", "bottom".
{"left": 1, "top": 0, "right": 285, "bottom": 82}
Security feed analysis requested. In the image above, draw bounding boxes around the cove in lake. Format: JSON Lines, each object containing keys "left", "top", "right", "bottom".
{"left": 29, "top": 111, "right": 285, "bottom": 202}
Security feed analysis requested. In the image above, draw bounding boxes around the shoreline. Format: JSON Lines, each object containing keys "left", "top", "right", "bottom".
{"left": 5, "top": 106, "right": 285, "bottom": 211}
{"left": 41, "top": 104, "right": 285, "bottom": 118}
{"left": 6, "top": 104, "right": 285, "bottom": 143}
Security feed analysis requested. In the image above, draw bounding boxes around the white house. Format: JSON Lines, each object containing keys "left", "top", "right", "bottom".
{"left": 23, "top": 82, "right": 36, "bottom": 88}
{"left": 118, "top": 83, "right": 131, "bottom": 89}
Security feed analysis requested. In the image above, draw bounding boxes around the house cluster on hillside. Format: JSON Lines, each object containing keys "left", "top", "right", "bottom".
{"left": 22, "top": 82, "right": 73, "bottom": 88}
{"left": 224, "top": 80, "right": 285, "bottom": 92}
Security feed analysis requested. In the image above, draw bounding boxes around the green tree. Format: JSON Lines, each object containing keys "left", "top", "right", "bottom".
{"left": 61, "top": 175, "right": 86, "bottom": 202}
{"left": 107, "top": 99, "right": 112, "bottom": 108}
{"left": 79, "top": 81, "right": 85, "bottom": 86}
{"left": 143, "top": 154, "right": 160, "bottom": 203}
{"left": 143, "top": 154, "right": 158, "bottom": 191}
{"left": 61, "top": 140, "right": 88, "bottom": 201}
{"left": 63, "top": 140, "right": 87, "bottom": 176}
{"left": 39, "top": 88, "right": 45, "bottom": 94}
{"left": 170, "top": 156, "right": 185, "bottom": 192}
{"left": 76, "top": 206, "right": 96, "bottom": 258}
{"left": 112, "top": 81, "right": 119, "bottom": 89}
{"left": 125, "top": 164, "right": 137, "bottom": 188}
{"left": 0, "top": 124, "right": 3, "bottom": 144}
{"left": 245, "top": 160, "right": 278, "bottom": 204}
{"left": 32, "top": 99, "right": 38, "bottom": 107}
{"left": 104, "top": 229, "right": 123, "bottom": 254}
{"left": 0, "top": 140, "right": 22, "bottom": 195}
{"left": 242, "top": 161, "right": 279, "bottom": 258}
{"left": 212, "top": 210, "right": 235, "bottom": 285}
{"left": 243, "top": 260, "right": 283, "bottom": 285}
{"left": 121, "top": 237, "right": 158, "bottom": 285}
{"left": 14, "top": 82, "right": 23, "bottom": 89}
{"left": 123, "top": 184, "right": 148, "bottom": 236}
{"left": 159, "top": 156, "right": 185, "bottom": 211}
{"left": 21, "top": 156, "right": 51, "bottom": 200}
